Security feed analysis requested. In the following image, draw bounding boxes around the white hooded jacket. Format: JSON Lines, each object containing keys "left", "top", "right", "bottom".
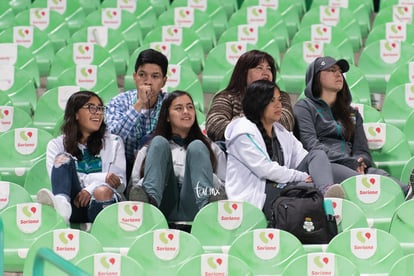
{"left": 225, "top": 117, "right": 309, "bottom": 209}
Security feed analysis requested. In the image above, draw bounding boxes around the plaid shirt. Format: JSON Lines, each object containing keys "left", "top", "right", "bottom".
{"left": 105, "top": 89, "right": 168, "bottom": 163}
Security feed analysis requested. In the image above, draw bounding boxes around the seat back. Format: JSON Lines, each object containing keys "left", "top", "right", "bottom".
{"left": 282, "top": 252, "right": 359, "bottom": 275}
{"left": 326, "top": 227, "right": 404, "bottom": 274}
{"left": 23, "top": 157, "right": 52, "bottom": 201}
{"left": 371, "top": 4, "right": 414, "bottom": 29}
{"left": 386, "top": 60, "right": 414, "bottom": 94}
{"left": 0, "top": 65, "right": 37, "bottom": 115}
{"left": 382, "top": 83, "right": 414, "bottom": 130}
{"left": 227, "top": 6, "right": 290, "bottom": 52}
{"left": 340, "top": 174, "right": 405, "bottom": 230}
{"left": 389, "top": 200, "right": 414, "bottom": 250}
{"left": 22, "top": 228, "right": 103, "bottom": 275}
{"left": 127, "top": 229, "right": 204, "bottom": 276}
{"left": 1, "top": 203, "right": 67, "bottom": 272}
{"left": 90, "top": 201, "right": 168, "bottom": 253}
{"left": 389, "top": 253, "right": 414, "bottom": 276}
{"left": 75, "top": 252, "right": 145, "bottom": 275}
{"left": 69, "top": 25, "right": 129, "bottom": 76}
{"left": 191, "top": 200, "right": 268, "bottom": 253}
{"left": 0, "top": 127, "right": 54, "bottom": 186}
{"left": 350, "top": 103, "right": 384, "bottom": 123}
{"left": 403, "top": 111, "right": 414, "bottom": 155}
{"left": 0, "top": 42, "right": 40, "bottom": 87}
{"left": 177, "top": 253, "right": 253, "bottom": 275}
{"left": 0, "top": 106, "right": 33, "bottom": 134}
{"left": 0, "top": 181, "right": 32, "bottom": 211}
{"left": 156, "top": 6, "right": 216, "bottom": 54}
{"left": 299, "top": 5, "right": 362, "bottom": 51}
{"left": 364, "top": 122, "right": 412, "bottom": 179}
{"left": 86, "top": 8, "right": 143, "bottom": 54}
{"left": 33, "top": 85, "right": 80, "bottom": 134}
{"left": 228, "top": 228, "right": 306, "bottom": 275}
{"left": 365, "top": 21, "right": 414, "bottom": 47}
{"left": 143, "top": 25, "right": 205, "bottom": 74}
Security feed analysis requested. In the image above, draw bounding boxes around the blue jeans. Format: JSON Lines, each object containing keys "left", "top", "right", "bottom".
{"left": 51, "top": 153, "right": 119, "bottom": 223}
{"left": 141, "top": 136, "right": 215, "bottom": 222}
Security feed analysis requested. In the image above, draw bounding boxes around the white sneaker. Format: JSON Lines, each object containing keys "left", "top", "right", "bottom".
{"left": 37, "top": 188, "right": 72, "bottom": 224}
{"left": 324, "top": 184, "right": 345, "bottom": 199}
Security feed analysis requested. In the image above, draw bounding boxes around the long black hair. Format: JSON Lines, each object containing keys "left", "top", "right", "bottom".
{"left": 61, "top": 91, "right": 106, "bottom": 159}
{"left": 152, "top": 90, "right": 217, "bottom": 168}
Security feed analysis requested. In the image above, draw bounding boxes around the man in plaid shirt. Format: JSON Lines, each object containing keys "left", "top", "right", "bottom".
{"left": 106, "top": 49, "right": 169, "bottom": 180}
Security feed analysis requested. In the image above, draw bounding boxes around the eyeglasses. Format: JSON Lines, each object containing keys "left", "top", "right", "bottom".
{"left": 82, "top": 104, "right": 106, "bottom": 114}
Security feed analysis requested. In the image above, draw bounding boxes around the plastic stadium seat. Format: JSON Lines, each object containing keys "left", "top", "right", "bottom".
{"left": 0, "top": 127, "right": 54, "bottom": 186}
{"left": 1, "top": 203, "right": 67, "bottom": 272}
{"left": 403, "top": 111, "right": 414, "bottom": 155}
{"left": 344, "top": 64, "right": 372, "bottom": 106}
{"left": 0, "top": 25, "right": 55, "bottom": 76}
{"left": 227, "top": 6, "right": 290, "bottom": 52}
{"left": 350, "top": 103, "right": 383, "bottom": 123}
{"left": 202, "top": 41, "right": 265, "bottom": 94}
{"left": 46, "top": 64, "right": 119, "bottom": 105}
{"left": 76, "top": 252, "right": 145, "bottom": 275}
{"left": 143, "top": 25, "right": 205, "bottom": 75}
{"left": 363, "top": 122, "right": 412, "bottom": 180}
{"left": 228, "top": 228, "right": 306, "bottom": 275}
{"left": 127, "top": 229, "right": 204, "bottom": 276}
{"left": 382, "top": 83, "right": 414, "bottom": 130}
{"left": 241, "top": 0, "right": 303, "bottom": 39}
{"left": 326, "top": 228, "right": 404, "bottom": 275}
{"left": 78, "top": 0, "right": 100, "bottom": 15}
{"left": 48, "top": 42, "right": 117, "bottom": 88}
{"left": 86, "top": 7, "right": 143, "bottom": 54}
{"left": 372, "top": 4, "right": 414, "bottom": 29}
{"left": 0, "top": 42, "right": 40, "bottom": 88}
{"left": 31, "top": 0, "right": 87, "bottom": 35}
{"left": 156, "top": 7, "right": 217, "bottom": 54}
{"left": 386, "top": 60, "right": 414, "bottom": 94}
{"left": 101, "top": 0, "right": 158, "bottom": 37}
{"left": 279, "top": 41, "right": 343, "bottom": 94}
{"left": 0, "top": 1, "right": 17, "bottom": 34}
{"left": 14, "top": 8, "right": 71, "bottom": 53}
{"left": 191, "top": 200, "right": 267, "bottom": 253}
{"left": 0, "top": 65, "right": 37, "bottom": 116}
{"left": 340, "top": 174, "right": 406, "bottom": 230}
{"left": 8, "top": 0, "right": 31, "bottom": 14}
{"left": 325, "top": 198, "right": 369, "bottom": 233}
{"left": 22, "top": 229, "right": 103, "bottom": 276}
{"left": 33, "top": 86, "right": 79, "bottom": 135}
{"left": 290, "top": 24, "right": 355, "bottom": 64}
{"left": 310, "top": 0, "right": 373, "bottom": 38}
{"left": 389, "top": 253, "right": 414, "bottom": 276}
{"left": 164, "top": 64, "right": 205, "bottom": 116}
{"left": 389, "top": 200, "right": 414, "bottom": 254}
{"left": 400, "top": 154, "right": 414, "bottom": 184}
{"left": 282, "top": 252, "right": 359, "bottom": 275}
{"left": 0, "top": 181, "right": 32, "bottom": 211}
{"left": 170, "top": 0, "right": 228, "bottom": 39}
{"left": 217, "top": 24, "right": 281, "bottom": 63}
{"left": 365, "top": 22, "right": 414, "bottom": 48}
{"left": 90, "top": 201, "right": 169, "bottom": 254}
{"left": 124, "top": 42, "right": 193, "bottom": 91}
{"left": 177, "top": 253, "right": 253, "bottom": 275}
{"left": 0, "top": 106, "right": 33, "bottom": 134}
{"left": 358, "top": 40, "right": 414, "bottom": 95}
{"left": 300, "top": 6, "right": 362, "bottom": 52}
{"left": 0, "top": 93, "right": 13, "bottom": 106}
{"left": 69, "top": 25, "right": 129, "bottom": 76}
{"left": 23, "top": 157, "right": 52, "bottom": 201}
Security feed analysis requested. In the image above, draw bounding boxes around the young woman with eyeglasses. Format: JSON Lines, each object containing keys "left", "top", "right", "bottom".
{"left": 37, "top": 91, "right": 127, "bottom": 224}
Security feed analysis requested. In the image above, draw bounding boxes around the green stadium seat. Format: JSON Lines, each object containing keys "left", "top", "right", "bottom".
{"left": 386, "top": 60, "right": 414, "bottom": 94}
{"left": 403, "top": 111, "right": 414, "bottom": 155}
{"left": 350, "top": 103, "right": 383, "bottom": 123}
{"left": 389, "top": 253, "right": 414, "bottom": 276}
{"left": 23, "top": 157, "right": 52, "bottom": 202}
{"left": 228, "top": 228, "right": 306, "bottom": 275}
{"left": 1, "top": 203, "right": 67, "bottom": 272}
{"left": 191, "top": 200, "right": 267, "bottom": 253}
{"left": 340, "top": 174, "right": 406, "bottom": 230}
{"left": 365, "top": 22, "right": 414, "bottom": 48}
{"left": 389, "top": 200, "right": 414, "bottom": 255}
{"left": 326, "top": 228, "right": 404, "bottom": 275}
{"left": 372, "top": 3, "right": 414, "bottom": 29}
{"left": 0, "top": 106, "right": 33, "bottom": 134}
{"left": 382, "top": 83, "right": 414, "bottom": 130}
{"left": 0, "top": 181, "right": 32, "bottom": 211}
{"left": 90, "top": 201, "right": 168, "bottom": 254}
{"left": 325, "top": 198, "right": 369, "bottom": 233}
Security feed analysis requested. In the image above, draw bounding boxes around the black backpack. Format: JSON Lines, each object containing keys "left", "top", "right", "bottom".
{"left": 270, "top": 185, "right": 337, "bottom": 244}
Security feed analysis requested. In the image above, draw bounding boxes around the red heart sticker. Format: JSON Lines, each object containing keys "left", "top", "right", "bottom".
{"left": 31, "top": 206, "right": 37, "bottom": 214}
{"left": 365, "top": 232, "right": 371, "bottom": 239}
{"left": 216, "top": 258, "right": 222, "bottom": 265}
{"left": 109, "top": 258, "right": 115, "bottom": 265}
{"left": 168, "top": 233, "right": 174, "bottom": 240}
{"left": 268, "top": 233, "right": 274, "bottom": 240}
{"left": 87, "top": 68, "right": 93, "bottom": 74}
{"left": 323, "top": 257, "right": 329, "bottom": 264}
{"left": 68, "top": 233, "right": 74, "bottom": 240}
{"left": 27, "top": 132, "right": 32, "bottom": 138}
{"left": 4, "top": 110, "right": 9, "bottom": 116}
{"left": 369, "top": 178, "right": 375, "bottom": 185}
{"left": 232, "top": 203, "right": 238, "bottom": 210}
{"left": 132, "top": 205, "right": 138, "bottom": 212}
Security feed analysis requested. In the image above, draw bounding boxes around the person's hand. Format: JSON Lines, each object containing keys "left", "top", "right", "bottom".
{"left": 74, "top": 189, "right": 91, "bottom": 208}
{"left": 356, "top": 157, "right": 367, "bottom": 174}
{"left": 305, "top": 175, "right": 313, "bottom": 183}
{"left": 106, "top": 172, "right": 121, "bottom": 189}
{"left": 135, "top": 84, "right": 153, "bottom": 110}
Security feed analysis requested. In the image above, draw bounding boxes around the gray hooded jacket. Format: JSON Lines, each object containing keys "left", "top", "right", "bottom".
{"left": 293, "top": 57, "right": 373, "bottom": 170}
